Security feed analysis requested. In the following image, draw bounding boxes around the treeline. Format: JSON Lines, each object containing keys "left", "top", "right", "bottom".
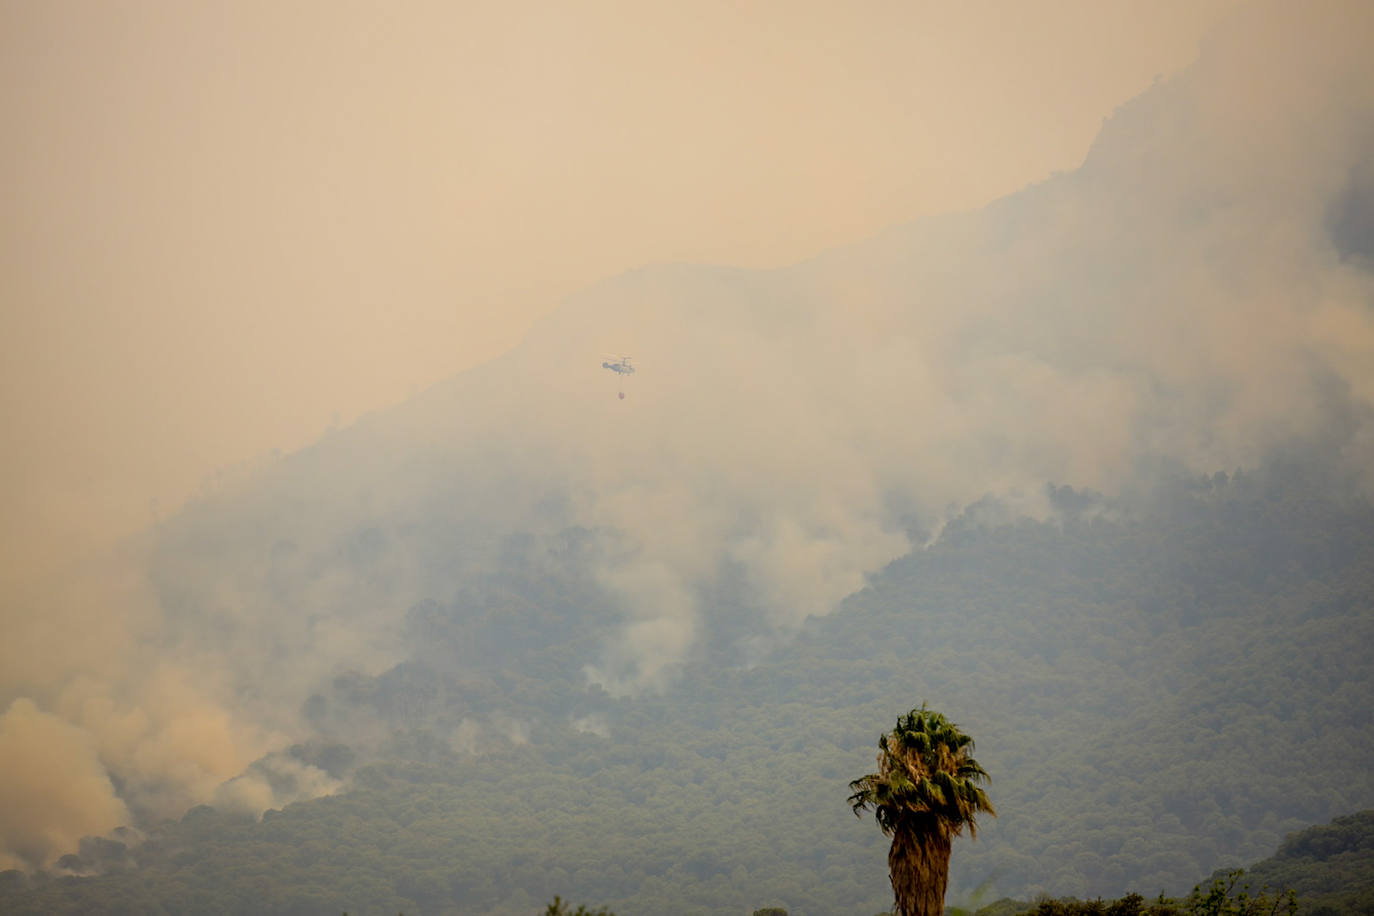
{"left": 1232, "top": 811, "right": 1374, "bottom": 916}
{"left": 990, "top": 872, "right": 1298, "bottom": 916}
{"left": 970, "top": 809, "right": 1374, "bottom": 916}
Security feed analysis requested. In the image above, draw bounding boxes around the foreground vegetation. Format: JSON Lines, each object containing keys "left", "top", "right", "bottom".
{"left": 1228, "top": 811, "right": 1374, "bottom": 916}
{"left": 850, "top": 706, "right": 995, "bottom": 916}
{"left": 965, "top": 811, "right": 1374, "bottom": 916}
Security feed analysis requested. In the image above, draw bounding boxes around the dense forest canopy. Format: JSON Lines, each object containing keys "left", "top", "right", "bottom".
{"left": 2, "top": 462, "right": 1372, "bottom": 915}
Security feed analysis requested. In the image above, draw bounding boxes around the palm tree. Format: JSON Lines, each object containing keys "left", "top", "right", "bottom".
{"left": 848, "top": 704, "right": 995, "bottom": 916}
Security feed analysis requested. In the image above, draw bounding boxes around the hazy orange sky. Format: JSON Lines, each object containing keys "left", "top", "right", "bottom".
{"left": 0, "top": 0, "right": 1243, "bottom": 582}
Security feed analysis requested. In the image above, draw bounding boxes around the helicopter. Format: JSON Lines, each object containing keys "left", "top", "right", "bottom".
{"left": 601, "top": 355, "right": 635, "bottom": 399}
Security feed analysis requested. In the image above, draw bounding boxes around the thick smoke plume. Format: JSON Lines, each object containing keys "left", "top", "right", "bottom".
{"left": 2, "top": 0, "right": 1372, "bottom": 868}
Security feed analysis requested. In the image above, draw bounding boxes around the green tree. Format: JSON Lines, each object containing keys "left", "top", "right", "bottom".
{"left": 849, "top": 704, "right": 996, "bottom": 916}
{"left": 546, "top": 895, "right": 614, "bottom": 916}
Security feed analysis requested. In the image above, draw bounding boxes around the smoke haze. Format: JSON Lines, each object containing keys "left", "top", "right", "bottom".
{"left": 3, "top": 0, "right": 1373, "bottom": 873}
{"left": 0, "top": 0, "right": 1241, "bottom": 581}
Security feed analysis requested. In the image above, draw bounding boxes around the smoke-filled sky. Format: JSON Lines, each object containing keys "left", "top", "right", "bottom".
{"left": 6, "top": 0, "right": 1374, "bottom": 876}
{"left": 0, "top": 0, "right": 1244, "bottom": 584}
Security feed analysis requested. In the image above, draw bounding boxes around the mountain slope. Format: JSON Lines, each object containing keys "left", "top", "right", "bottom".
{"left": 2, "top": 0, "right": 1374, "bottom": 911}
{"left": 2, "top": 465, "right": 1373, "bottom": 914}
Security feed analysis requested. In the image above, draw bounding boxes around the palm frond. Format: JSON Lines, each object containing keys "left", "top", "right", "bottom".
{"left": 850, "top": 704, "right": 995, "bottom": 839}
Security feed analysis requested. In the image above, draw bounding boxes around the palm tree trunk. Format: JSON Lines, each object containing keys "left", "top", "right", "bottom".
{"left": 889, "top": 827, "right": 952, "bottom": 916}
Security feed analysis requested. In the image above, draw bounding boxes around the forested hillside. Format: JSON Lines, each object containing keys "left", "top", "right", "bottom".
{"left": 4, "top": 4, "right": 1371, "bottom": 912}
{"left": 3, "top": 462, "right": 1371, "bottom": 915}
{"left": 976, "top": 809, "right": 1374, "bottom": 916}
{"left": 1226, "top": 810, "right": 1374, "bottom": 916}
